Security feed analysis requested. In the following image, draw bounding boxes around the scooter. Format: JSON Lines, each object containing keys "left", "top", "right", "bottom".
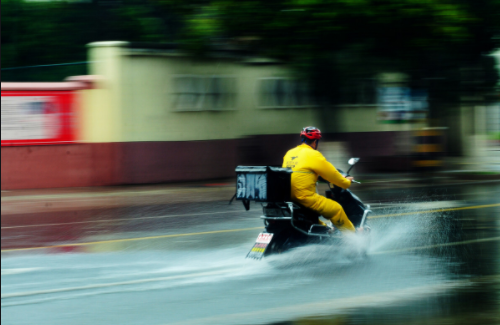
{"left": 232, "top": 158, "right": 371, "bottom": 260}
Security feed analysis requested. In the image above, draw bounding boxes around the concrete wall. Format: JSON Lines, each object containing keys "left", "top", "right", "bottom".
{"left": 84, "top": 42, "right": 321, "bottom": 143}
{"left": 0, "top": 136, "right": 295, "bottom": 189}
{"left": 1, "top": 143, "right": 121, "bottom": 190}
{"left": 83, "top": 42, "right": 126, "bottom": 143}
{"left": 86, "top": 42, "right": 427, "bottom": 142}
{"left": 332, "top": 105, "right": 427, "bottom": 133}
{"left": 1, "top": 42, "right": 437, "bottom": 190}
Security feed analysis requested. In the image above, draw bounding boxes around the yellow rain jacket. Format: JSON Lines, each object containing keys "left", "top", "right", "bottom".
{"left": 283, "top": 143, "right": 355, "bottom": 232}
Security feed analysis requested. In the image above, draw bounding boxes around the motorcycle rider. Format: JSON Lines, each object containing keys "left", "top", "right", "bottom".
{"left": 282, "top": 127, "right": 355, "bottom": 232}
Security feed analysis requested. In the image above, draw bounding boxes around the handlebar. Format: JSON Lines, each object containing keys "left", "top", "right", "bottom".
{"left": 319, "top": 166, "right": 361, "bottom": 186}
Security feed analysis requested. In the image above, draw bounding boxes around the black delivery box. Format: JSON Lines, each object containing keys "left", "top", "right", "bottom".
{"left": 235, "top": 166, "right": 292, "bottom": 202}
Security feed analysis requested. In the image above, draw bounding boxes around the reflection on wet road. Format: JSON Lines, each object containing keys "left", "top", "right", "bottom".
{"left": 1, "top": 183, "right": 499, "bottom": 325}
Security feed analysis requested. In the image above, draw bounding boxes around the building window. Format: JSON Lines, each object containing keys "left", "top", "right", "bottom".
{"left": 257, "top": 78, "right": 315, "bottom": 108}
{"left": 338, "top": 78, "right": 377, "bottom": 105}
{"left": 173, "top": 75, "right": 236, "bottom": 111}
{"left": 486, "top": 103, "right": 500, "bottom": 135}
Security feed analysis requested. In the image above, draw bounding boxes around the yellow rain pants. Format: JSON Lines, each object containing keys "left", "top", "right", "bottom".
{"left": 283, "top": 143, "right": 355, "bottom": 232}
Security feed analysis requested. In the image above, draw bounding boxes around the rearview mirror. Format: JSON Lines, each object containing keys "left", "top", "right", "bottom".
{"left": 348, "top": 158, "right": 360, "bottom": 165}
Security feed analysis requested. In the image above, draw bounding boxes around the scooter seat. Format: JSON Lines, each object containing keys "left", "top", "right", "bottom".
{"left": 294, "top": 204, "right": 321, "bottom": 220}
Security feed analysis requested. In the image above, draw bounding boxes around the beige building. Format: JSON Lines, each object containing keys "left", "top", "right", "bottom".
{"left": 76, "top": 42, "right": 431, "bottom": 182}
{"left": 83, "top": 42, "right": 429, "bottom": 141}
{"left": 82, "top": 41, "right": 322, "bottom": 143}
{"left": 2, "top": 41, "right": 445, "bottom": 189}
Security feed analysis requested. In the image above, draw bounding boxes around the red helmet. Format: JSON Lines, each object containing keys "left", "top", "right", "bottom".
{"left": 300, "top": 126, "right": 322, "bottom": 140}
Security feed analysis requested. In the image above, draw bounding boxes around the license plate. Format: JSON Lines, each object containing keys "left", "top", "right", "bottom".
{"left": 246, "top": 233, "right": 274, "bottom": 260}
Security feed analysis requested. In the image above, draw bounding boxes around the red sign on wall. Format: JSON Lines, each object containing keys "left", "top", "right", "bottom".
{"left": 1, "top": 91, "right": 77, "bottom": 146}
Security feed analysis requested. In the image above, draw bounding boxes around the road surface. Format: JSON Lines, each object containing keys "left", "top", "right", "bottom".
{"left": 2, "top": 181, "right": 499, "bottom": 325}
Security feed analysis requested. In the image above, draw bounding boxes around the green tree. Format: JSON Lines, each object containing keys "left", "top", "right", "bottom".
{"left": 2, "top": 0, "right": 499, "bottom": 96}
{"left": 210, "top": 0, "right": 500, "bottom": 103}
{"left": 1, "top": 0, "right": 176, "bottom": 80}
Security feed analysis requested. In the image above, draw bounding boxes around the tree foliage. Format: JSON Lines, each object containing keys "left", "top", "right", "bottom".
{"left": 2, "top": 0, "right": 499, "bottom": 99}
{"left": 1, "top": 0, "right": 180, "bottom": 80}
{"left": 211, "top": 0, "right": 500, "bottom": 102}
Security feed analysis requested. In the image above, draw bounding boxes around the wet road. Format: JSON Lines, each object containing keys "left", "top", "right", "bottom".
{"left": 2, "top": 182, "right": 500, "bottom": 325}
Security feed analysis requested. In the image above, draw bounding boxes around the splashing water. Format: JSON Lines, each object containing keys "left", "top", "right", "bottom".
{"left": 368, "top": 199, "right": 460, "bottom": 255}
{"left": 264, "top": 198, "right": 462, "bottom": 275}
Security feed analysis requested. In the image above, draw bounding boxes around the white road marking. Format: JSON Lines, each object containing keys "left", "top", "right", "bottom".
{"left": 2, "top": 203, "right": 498, "bottom": 252}
{"left": 1, "top": 268, "right": 43, "bottom": 276}
{"left": 3, "top": 237, "right": 498, "bottom": 301}
{"left": 1, "top": 268, "right": 238, "bottom": 299}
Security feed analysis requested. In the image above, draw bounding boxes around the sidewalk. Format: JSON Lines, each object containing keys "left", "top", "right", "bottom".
{"left": 1, "top": 181, "right": 239, "bottom": 250}
{"left": 1, "top": 181, "right": 237, "bottom": 217}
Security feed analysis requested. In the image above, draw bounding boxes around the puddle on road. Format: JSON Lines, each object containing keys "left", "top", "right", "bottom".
{"left": 272, "top": 278, "right": 500, "bottom": 325}
{"left": 2, "top": 185, "right": 499, "bottom": 325}
{"left": 256, "top": 199, "right": 500, "bottom": 325}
